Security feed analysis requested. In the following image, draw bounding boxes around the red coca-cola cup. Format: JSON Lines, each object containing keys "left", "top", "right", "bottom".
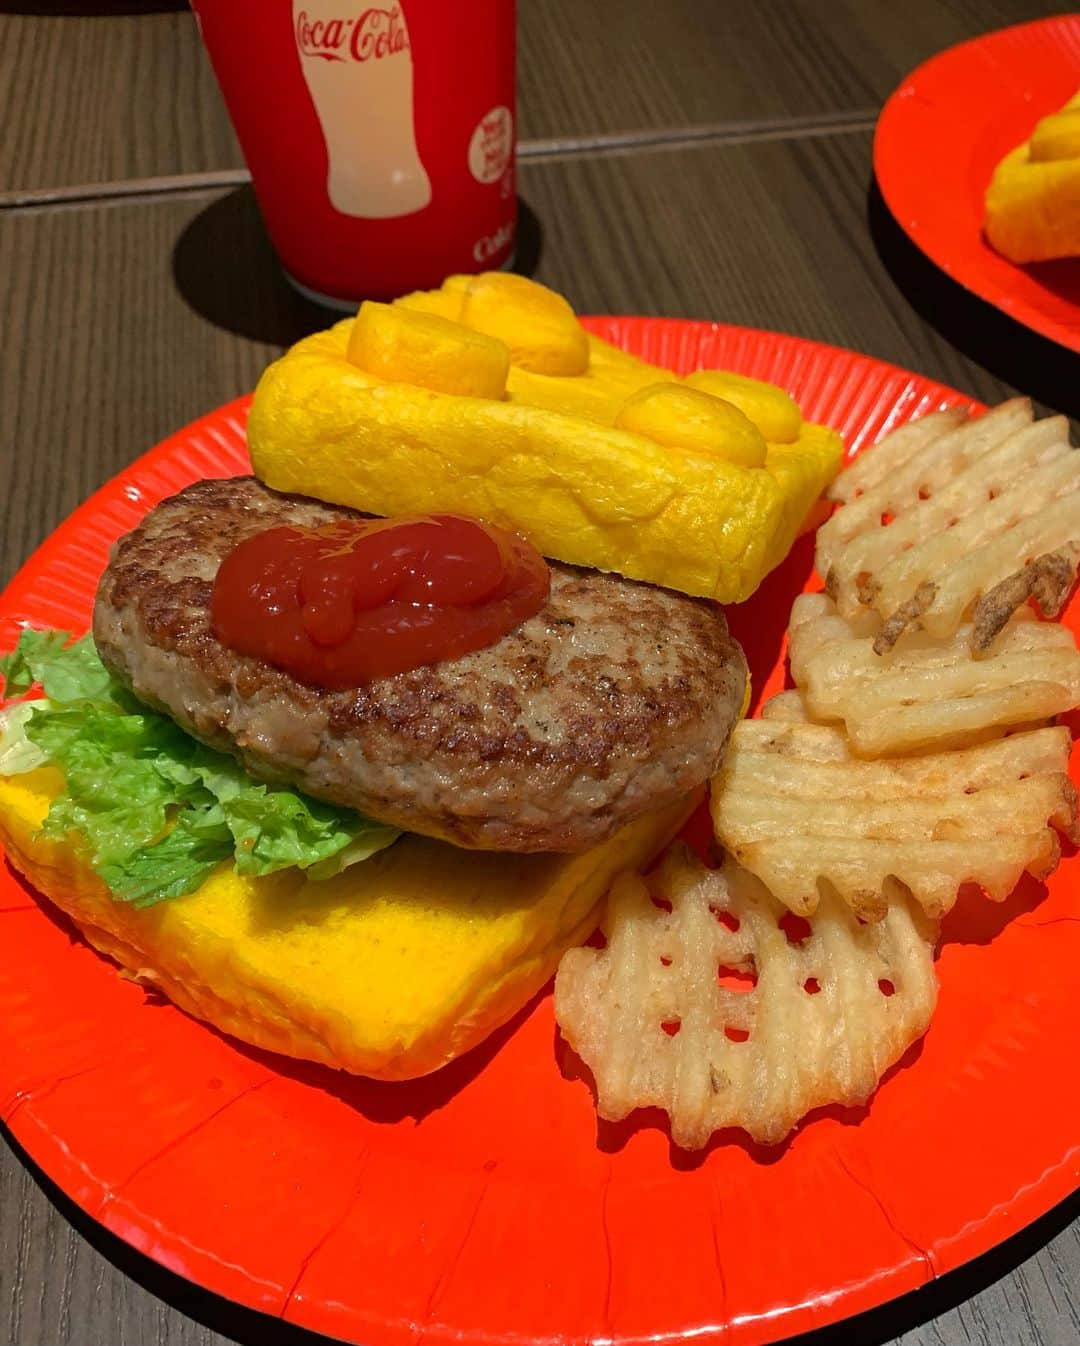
{"left": 190, "top": 0, "right": 516, "bottom": 305}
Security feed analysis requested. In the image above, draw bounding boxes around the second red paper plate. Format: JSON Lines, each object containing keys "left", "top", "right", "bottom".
{"left": 1, "top": 317, "right": 1078, "bottom": 1346}
{"left": 875, "top": 15, "right": 1080, "bottom": 353}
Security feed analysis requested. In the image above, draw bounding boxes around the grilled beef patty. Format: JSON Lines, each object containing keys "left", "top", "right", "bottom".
{"left": 92, "top": 478, "right": 747, "bottom": 852}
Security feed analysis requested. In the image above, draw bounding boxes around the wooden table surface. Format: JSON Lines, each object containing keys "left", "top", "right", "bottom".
{"left": 1, "top": 3, "right": 1078, "bottom": 1345}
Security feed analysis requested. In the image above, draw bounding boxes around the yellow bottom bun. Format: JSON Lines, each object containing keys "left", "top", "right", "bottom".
{"left": 0, "top": 768, "right": 697, "bottom": 1080}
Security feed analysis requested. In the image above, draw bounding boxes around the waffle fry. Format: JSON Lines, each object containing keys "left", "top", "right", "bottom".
{"left": 760, "top": 689, "right": 814, "bottom": 723}
{"left": 828, "top": 407, "right": 968, "bottom": 505}
{"left": 973, "top": 546, "right": 1080, "bottom": 650}
{"left": 554, "top": 844, "right": 938, "bottom": 1148}
{"left": 815, "top": 401, "right": 1080, "bottom": 648}
{"left": 711, "top": 710, "right": 1077, "bottom": 919}
{"left": 817, "top": 399, "right": 1034, "bottom": 574}
{"left": 788, "top": 592, "right": 1080, "bottom": 755}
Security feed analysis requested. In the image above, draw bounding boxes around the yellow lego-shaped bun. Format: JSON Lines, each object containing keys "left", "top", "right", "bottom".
{"left": 457, "top": 272, "right": 590, "bottom": 376}
{"left": 614, "top": 383, "right": 768, "bottom": 468}
{"left": 249, "top": 324, "right": 787, "bottom": 603}
{"left": 985, "top": 89, "right": 1080, "bottom": 264}
{"left": 346, "top": 302, "right": 511, "bottom": 400}
{"left": 0, "top": 769, "right": 697, "bottom": 1080}
{"left": 399, "top": 273, "right": 589, "bottom": 375}
{"left": 247, "top": 273, "right": 843, "bottom": 604}
{"left": 684, "top": 369, "right": 802, "bottom": 444}
{"left": 504, "top": 335, "right": 675, "bottom": 424}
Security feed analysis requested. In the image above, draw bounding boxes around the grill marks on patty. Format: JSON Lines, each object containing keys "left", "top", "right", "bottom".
{"left": 93, "top": 478, "right": 748, "bottom": 852}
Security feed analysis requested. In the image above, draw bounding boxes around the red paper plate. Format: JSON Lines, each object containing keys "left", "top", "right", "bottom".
{"left": 875, "top": 15, "right": 1080, "bottom": 353}
{"left": 2, "top": 317, "right": 1078, "bottom": 1346}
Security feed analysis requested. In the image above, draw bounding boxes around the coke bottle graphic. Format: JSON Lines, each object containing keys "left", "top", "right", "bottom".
{"left": 293, "top": 1, "right": 432, "bottom": 219}
{"left": 192, "top": 0, "right": 515, "bottom": 301}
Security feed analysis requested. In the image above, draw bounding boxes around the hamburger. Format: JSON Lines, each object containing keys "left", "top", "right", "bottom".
{"left": 0, "top": 274, "right": 841, "bottom": 1083}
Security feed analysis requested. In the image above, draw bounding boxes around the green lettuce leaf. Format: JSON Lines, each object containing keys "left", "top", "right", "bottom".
{"left": 0, "top": 629, "right": 114, "bottom": 702}
{"left": 98, "top": 807, "right": 233, "bottom": 907}
{"left": 0, "top": 700, "right": 47, "bottom": 774}
{"left": 156, "top": 747, "right": 400, "bottom": 880}
{"left": 0, "top": 628, "right": 400, "bottom": 905}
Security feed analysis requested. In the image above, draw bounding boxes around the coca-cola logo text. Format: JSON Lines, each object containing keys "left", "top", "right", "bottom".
{"left": 296, "top": 6, "right": 409, "bottom": 63}
{"left": 473, "top": 220, "right": 515, "bottom": 264}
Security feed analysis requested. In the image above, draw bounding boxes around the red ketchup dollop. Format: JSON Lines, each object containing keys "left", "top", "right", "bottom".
{"left": 211, "top": 514, "right": 551, "bottom": 689}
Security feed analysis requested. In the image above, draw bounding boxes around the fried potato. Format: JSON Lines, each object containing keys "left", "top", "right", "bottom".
{"left": 712, "top": 711, "right": 1076, "bottom": 919}
{"left": 788, "top": 593, "right": 1080, "bottom": 755}
{"left": 973, "top": 545, "right": 1080, "bottom": 649}
{"left": 828, "top": 407, "right": 967, "bottom": 504}
{"left": 554, "top": 844, "right": 938, "bottom": 1148}
{"left": 818, "top": 399, "right": 1033, "bottom": 568}
{"left": 760, "top": 689, "right": 815, "bottom": 723}
{"left": 816, "top": 401, "right": 1080, "bottom": 647}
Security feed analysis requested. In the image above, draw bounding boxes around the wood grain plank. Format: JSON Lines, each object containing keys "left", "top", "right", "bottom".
{"left": 0, "top": 188, "right": 291, "bottom": 589}
{"left": 0, "top": 131, "right": 1078, "bottom": 1345}
{"left": 0, "top": 9, "right": 242, "bottom": 193}
{"left": 1, "top": 1129, "right": 222, "bottom": 1345}
{"left": 0, "top": 0, "right": 1068, "bottom": 195}
{"left": 518, "top": 0, "right": 1065, "bottom": 139}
